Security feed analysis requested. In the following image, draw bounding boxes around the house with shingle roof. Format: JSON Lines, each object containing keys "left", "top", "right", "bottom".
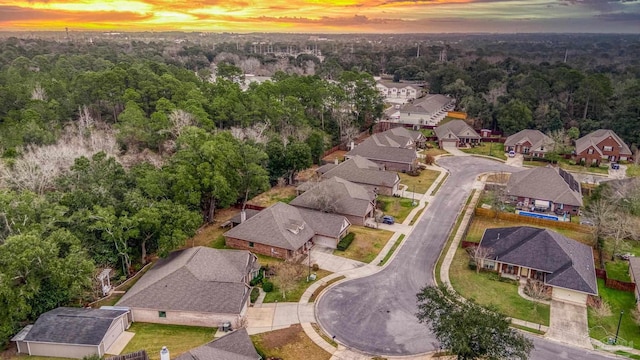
{"left": 345, "top": 128, "right": 420, "bottom": 172}
{"left": 478, "top": 226, "right": 597, "bottom": 305}
{"left": 317, "top": 155, "right": 400, "bottom": 196}
{"left": 504, "top": 129, "right": 554, "bottom": 158}
{"left": 175, "top": 328, "right": 260, "bottom": 360}
{"left": 574, "top": 129, "right": 632, "bottom": 165}
{"left": 434, "top": 120, "right": 481, "bottom": 148}
{"left": 12, "top": 307, "right": 130, "bottom": 359}
{"left": 225, "top": 202, "right": 350, "bottom": 257}
{"left": 629, "top": 257, "right": 640, "bottom": 311}
{"left": 506, "top": 165, "right": 583, "bottom": 215}
{"left": 290, "top": 176, "right": 375, "bottom": 226}
{"left": 116, "top": 247, "right": 259, "bottom": 328}
{"left": 385, "top": 94, "right": 455, "bottom": 126}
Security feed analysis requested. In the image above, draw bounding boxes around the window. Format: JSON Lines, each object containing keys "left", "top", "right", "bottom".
{"left": 249, "top": 242, "right": 254, "bottom": 248}
{"left": 159, "top": 311, "right": 166, "bottom": 318}
{"left": 603, "top": 146, "right": 613, "bottom": 152}
{"left": 484, "top": 261, "right": 495, "bottom": 270}
{"left": 588, "top": 148, "right": 594, "bottom": 154}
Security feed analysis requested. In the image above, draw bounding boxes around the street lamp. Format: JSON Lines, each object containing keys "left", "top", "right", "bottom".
{"left": 615, "top": 310, "right": 624, "bottom": 344}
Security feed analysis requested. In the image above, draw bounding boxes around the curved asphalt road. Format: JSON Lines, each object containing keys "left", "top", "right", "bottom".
{"left": 316, "top": 156, "right": 617, "bottom": 360}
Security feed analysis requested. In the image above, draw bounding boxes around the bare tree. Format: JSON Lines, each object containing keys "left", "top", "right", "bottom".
{"left": 524, "top": 279, "right": 549, "bottom": 302}
{"left": 168, "top": 109, "right": 196, "bottom": 138}
{"left": 583, "top": 198, "right": 617, "bottom": 253}
{"left": 603, "top": 212, "right": 640, "bottom": 260}
{"left": 31, "top": 83, "right": 47, "bottom": 101}
{"left": 467, "top": 246, "right": 493, "bottom": 274}
{"left": 273, "top": 262, "right": 306, "bottom": 300}
{"left": 308, "top": 186, "right": 339, "bottom": 213}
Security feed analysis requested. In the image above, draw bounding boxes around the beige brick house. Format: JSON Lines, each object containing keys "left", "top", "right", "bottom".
{"left": 116, "top": 247, "right": 259, "bottom": 328}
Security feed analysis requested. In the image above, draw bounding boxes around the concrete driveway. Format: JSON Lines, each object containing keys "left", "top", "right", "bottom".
{"left": 546, "top": 300, "right": 592, "bottom": 349}
{"left": 441, "top": 142, "right": 469, "bottom": 156}
{"left": 505, "top": 153, "right": 524, "bottom": 167}
{"left": 316, "top": 157, "right": 519, "bottom": 356}
{"left": 310, "top": 246, "right": 366, "bottom": 273}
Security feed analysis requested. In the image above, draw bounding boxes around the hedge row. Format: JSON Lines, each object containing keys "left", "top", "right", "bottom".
{"left": 337, "top": 232, "right": 356, "bottom": 251}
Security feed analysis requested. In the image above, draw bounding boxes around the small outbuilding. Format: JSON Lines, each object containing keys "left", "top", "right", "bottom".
{"left": 12, "top": 307, "right": 130, "bottom": 359}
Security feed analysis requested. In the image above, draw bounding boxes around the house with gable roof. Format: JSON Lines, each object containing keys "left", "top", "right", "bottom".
{"left": 478, "top": 226, "right": 597, "bottom": 305}
{"left": 175, "top": 328, "right": 261, "bottom": 360}
{"left": 574, "top": 129, "right": 632, "bottom": 165}
{"left": 224, "top": 202, "right": 350, "bottom": 257}
{"left": 375, "top": 80, "right": 422, "bottom": 101}
{"left": 345, "top": 127, "right": 421, "bottom": 172}
{"left": 317, "top": 155, "right": 400, "bottom": 196}
{"left": 504, "top": 129, "right": 554, "bottom": 158}
{"left": 506, "top": 165, "right": 583, "bottom": 215}
{"left": 384, "top": 94, "right": 455, "bottom": 125}
{"left": 12, "top": 307, "right": 130, "bottom": 358}
{"left": 290, "top": 176, "right": 376, "bottom": 226}
{"left": 434, "top": 120, "right": 481, "bottom": 148}
{"left": 116, "top": 247, "right": 259, "bottom": 327}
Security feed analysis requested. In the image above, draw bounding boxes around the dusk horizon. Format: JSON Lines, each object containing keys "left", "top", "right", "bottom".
{"left": 1, "top": 0, "right": 638, "bottom": 34}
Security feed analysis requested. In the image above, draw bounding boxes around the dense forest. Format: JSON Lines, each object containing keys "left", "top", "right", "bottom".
{"left": 0, "top": 33, "right": 638, "bottom": 347}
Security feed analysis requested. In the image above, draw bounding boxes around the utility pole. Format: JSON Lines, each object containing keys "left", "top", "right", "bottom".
{"left": 416, "top": 44, "right": 420, "bottom": 58}
{"left": 615, "top": 310, "right": 624, "bottom": 344}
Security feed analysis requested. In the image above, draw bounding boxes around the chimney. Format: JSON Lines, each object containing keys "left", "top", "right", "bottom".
{"left": 334, "top": 158, "right": 339, "bottom": 165}
{"left": 160, "top": 346, "right": 170, "bottom": 360}
{"left": 240, "top": 210, "right": 247, "bottom": 223}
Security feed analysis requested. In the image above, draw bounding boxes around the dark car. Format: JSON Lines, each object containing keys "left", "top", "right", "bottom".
{"left": 382, "top": 215, "right": 395, "bottom": 225}
{"left": 611, "top": 163, "right": 620, "bottom": 170}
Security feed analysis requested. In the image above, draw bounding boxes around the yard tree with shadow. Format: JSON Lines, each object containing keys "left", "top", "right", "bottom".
{"left": 416, "top": 285, "right": 533, "bottom": 360}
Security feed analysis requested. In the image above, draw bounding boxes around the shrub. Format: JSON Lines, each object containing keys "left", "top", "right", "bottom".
{"left": 250, "top": 271, "right": 264, "bottom": 286}
{"left": 262, "top": 281, "right": 274, "bottom": 292}
{"left": 250, "top": 287, "right": 260, "bottom": 303}
{"left": 312, "top": 263, "right": 319, "bottom": 271}
{"left": 337, "top": 232, "right": 356, "bottom": 251}
{"left": 424, "top": 154, "right": 435, "bottom": 165}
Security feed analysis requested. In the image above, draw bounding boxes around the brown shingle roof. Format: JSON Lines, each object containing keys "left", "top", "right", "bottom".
{"left": 117, "top": 247, "right": 257, "bottom": 314}
{"left": 434, "top": 120, "right": 481, "bottom": 141}
{"left": 575, "top": 129, "right": 632, "bottom": 156}
{"left": 321, "top": 156, "right": 399, "bottom": 189}
{"left": 504, "top": 129, "right": 554, "bottom": 153}
{"left": 346, "top": 138, "right": 417, "bottom": 164}
{"left": 506, "top": 166, "right": 583, "bottom": 207}
{"left": 289, "top": 177, "right": 374, "bottom": 217}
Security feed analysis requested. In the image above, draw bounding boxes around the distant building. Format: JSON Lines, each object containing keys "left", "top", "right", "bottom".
{"left": 504, "top": 129, "right": 554, "bottom": 158}
{"left": 385, "top": 94, "right": 455, "bottom": 125}
{"left": 434, "top": 120, "right": 481, "bottom": 148}
{"left": 345, "top": 127, "right": 422, "bottom": 172}
{"left": 376, "top": 80, "right": 422, "bottom": 102}
{"left": 574, "top": 129, "right": 632, "bottom": 165}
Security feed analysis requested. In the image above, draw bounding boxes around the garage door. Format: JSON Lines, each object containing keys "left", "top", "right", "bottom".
{"left": 315, "top": 236, "right": 337, "bottom": 249}
{"left": 102, "top": 317, "right": 125, "bottom": 351}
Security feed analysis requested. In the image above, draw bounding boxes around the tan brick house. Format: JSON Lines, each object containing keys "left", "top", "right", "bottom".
{"left": 117, "top": 247, "right": 259, "bottom": 328}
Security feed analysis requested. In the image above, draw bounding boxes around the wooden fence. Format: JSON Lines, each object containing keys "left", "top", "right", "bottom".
{"left": 596, "top": 268, "right": 636, "bottom": 293}
{"left": 474, "top": 208, "right": 592, "bottom": 233}
{"left": 461, "top": 240, "right": 479, "bottom": 249}
{"left": 233, "top": 203, "right": 266, "bottom": 211}
{"left": 106, "top": 350, "right": 149, "bottom": 360}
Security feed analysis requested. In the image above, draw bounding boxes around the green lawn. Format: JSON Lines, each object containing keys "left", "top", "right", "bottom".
{"left": 627, "top": 164, "right": 640, "bottom": 177}
{"left": 524, "top": 159, "right": 609, "bottom": 174}
{"left": 377, "top": 195, "right": 417, "bottom": 222}
{"left": 122, "top": 323, "right": 215, "bottom": 360}
{"left": 263, "top": 269, "right": 332, "bottom": 303}
{"left": 449, "top": 246, "right": 550, "bottom": 326}
{"left": 333, "top": 226, "right": 394, "bottom": 263}
{"left": 461, "top": 142, "right": 506, "bottom": 160}
{"left": 588, "top": 279, "right": 640, "bottom": 349}
{"left": 422, "top": 146, "right": 449, "bottom": 157}
{"left": 605, "top": 260, "right": 631, "bottom": 282}
{"left": 399, "top": 168, "right": 440, "bottom": 194}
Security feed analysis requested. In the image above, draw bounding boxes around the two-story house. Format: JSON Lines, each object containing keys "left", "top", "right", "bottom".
{"left": 574, "top": 129, "right": 632, "bottom": 165}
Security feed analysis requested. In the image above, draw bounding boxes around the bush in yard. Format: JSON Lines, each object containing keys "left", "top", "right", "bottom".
{"left": 250, "top": 287, "right": 260, "bottom": 303}
{"left": 424, "top": 154, "right": 435, "bottom": 165}
{"left": 250, "top": 271, "right": 263, "bottom": 286}
{"left": 312, "top": 263, "right": 319, "bottom": 271}
{"left": 337, "top": 232, "right": 356, "bottom": 251}
{"left": 262, "top": 281, "right": 274, "bottom": 292}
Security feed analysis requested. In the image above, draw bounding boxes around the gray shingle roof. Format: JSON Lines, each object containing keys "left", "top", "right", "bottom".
{"left": 117, "top": 247, "right": 257, "bottom": 314}
{"left": 480, "top": 227, "right": 597, "bottom": 295}
{"left": 18, "top": 307, "right": 128, "bottom": 345}
{"left": 402, "top": 94, "right": 454, "bottom": 115}
{"left": 230, "top": 209, "right": 260, "bottom": 224}
{"left": 506, "top": 166, "right": 583, "bottom": 207}
{"left": 224, "top": 202, "right": 316, "bottom": 250}
{"left": 575, "top": 129, "right": 632, "bottom": 156}
{"left": 289, "top": 177, "right": 374, "bottom": 217}
{"left": 298, "top": 208, "right": 350, "bottom": 238}
{"left": 175, "top": 328, "right": 260, "bottom": 360}
{"left": 346, "top": 138, "right": 417, "bottom": 164}
{"left": 376, "top": 80, "right": 421, "bottom": 91}
{"left": 504, "top": 129, "right": 554, "bottom": 153}
{"left": 320, "top": 156, "right": 399, "bottom": 189}
{"left": 434, "top": 120, "right": 481, "bottom": 141}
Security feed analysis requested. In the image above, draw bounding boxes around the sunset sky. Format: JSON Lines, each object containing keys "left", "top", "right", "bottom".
{"left": 0, "top": 0, "right": 638, "bottom": 33}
